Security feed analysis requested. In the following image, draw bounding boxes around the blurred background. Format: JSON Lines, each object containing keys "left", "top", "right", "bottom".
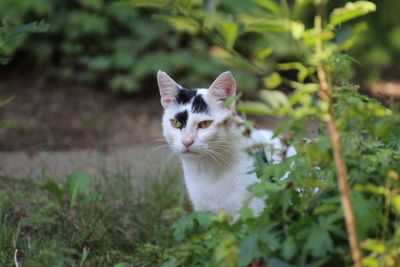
{"left": 1, "top": 0, "right": 399, "bottom": 177}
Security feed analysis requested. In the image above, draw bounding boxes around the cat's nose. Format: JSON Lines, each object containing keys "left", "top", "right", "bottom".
{"left": 182, "top": 139, "right": 194, "bottom": 148}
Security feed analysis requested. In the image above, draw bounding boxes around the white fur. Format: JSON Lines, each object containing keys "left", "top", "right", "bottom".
{"left": 158, "top": 71, "right": 294, "bottom": 217}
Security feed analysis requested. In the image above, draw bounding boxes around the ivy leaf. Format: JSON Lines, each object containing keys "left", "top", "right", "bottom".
{"left": 329, "top": 1, "right": 376, "bottom": 27}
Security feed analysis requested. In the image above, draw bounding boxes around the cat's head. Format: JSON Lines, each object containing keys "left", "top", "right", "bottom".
{"left": 157, "top": 71, "right": 237, "bottom": 157}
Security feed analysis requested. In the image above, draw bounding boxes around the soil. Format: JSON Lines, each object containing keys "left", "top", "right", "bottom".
{"left": 0, "top": 79, "right": 164, "bottom": 151}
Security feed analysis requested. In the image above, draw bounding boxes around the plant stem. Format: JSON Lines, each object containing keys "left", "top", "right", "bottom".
{"left": 314, "top": 0, "right": 363, "bottom": 266}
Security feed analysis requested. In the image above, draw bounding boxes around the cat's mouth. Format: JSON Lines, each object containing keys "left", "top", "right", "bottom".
{"left": 182, "top": 149, "right": 198, "bottom": 155}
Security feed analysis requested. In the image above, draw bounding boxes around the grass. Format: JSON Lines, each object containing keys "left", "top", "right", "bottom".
{"left": 0, "top": 167, "right": 189, "bottom": 266}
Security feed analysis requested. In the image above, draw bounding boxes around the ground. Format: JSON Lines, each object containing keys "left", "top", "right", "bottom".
{"left": 0, "top": 78, "right": 163, "bottom": 151}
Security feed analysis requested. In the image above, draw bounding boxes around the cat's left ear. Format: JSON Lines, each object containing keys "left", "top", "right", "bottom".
{"left": 157, "top": 71, "right": 181, "bottom": 109}
{"left": 208, "top": 71, "right": 236, "bottom": 110}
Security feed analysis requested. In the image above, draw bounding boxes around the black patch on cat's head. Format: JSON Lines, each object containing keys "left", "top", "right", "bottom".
{"left": 174, "top": 110, "right": 188, "bottom": 129}
{"left": 176, "top": 88, "right": 197, "bottom": 105}
{"left": 192, "top": 94, "right": 209, "bottom": 113}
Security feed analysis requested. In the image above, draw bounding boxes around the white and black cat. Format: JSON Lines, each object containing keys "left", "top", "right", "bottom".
{"left": 157, "top": 71, "right": 295, "bottom": 217}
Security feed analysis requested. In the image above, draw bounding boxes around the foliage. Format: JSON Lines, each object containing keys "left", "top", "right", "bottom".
{"left": 335, "top": 0, "right": 400, "bottom": 81}
{"left": 0, "top": 0, "right": 259, "bottom": 93}
{"left": 0, "top": 20, "right": 48, "bottom": 65}
{"left": 0, "top": 168, "right": 187, "bottom": 266}
{"left": 134, "top": 0, "right": 400, "bottom": 266}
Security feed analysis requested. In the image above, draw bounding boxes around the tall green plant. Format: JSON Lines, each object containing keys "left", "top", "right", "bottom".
{"left": 127, "top": 0, "right": 400, "bottom": 266}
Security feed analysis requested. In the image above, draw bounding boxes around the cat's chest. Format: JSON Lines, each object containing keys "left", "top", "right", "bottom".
{"left": 181, "top": 159, "right": 257, "bottom": 213}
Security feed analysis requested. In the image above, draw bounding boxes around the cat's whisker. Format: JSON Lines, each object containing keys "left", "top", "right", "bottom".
{"left": 150, "top": 144, "right": 170, "bottom": 154}
{"left": 159, "top": 149, "right": 177, "bottom": 170}
{"left": 203, "top": 149, "right": 224, "bottom": 167}
{"left": 148, "top": 138, "right": 168, "bottom": 144}
{"left": 208, "top": 149, "right": 231, "bottom": 167}
{"left": 202, "top": 147, "right": 231, "bottom": 167}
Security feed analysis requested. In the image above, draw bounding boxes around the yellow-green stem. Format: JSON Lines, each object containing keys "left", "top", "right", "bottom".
{"left": 314, "top": 0, "right": 363, "bottom": 266}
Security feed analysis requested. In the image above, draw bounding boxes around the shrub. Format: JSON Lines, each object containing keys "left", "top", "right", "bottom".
{"left": 140, "top": 0, "right": 400, "bottom": 266}
{"left": 0, "top": 0, "right": 260, "bottom": 93}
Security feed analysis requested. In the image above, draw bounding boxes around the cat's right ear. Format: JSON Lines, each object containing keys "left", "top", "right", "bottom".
{"left": 157, "top": 71, "right": 181, "bottom": 109}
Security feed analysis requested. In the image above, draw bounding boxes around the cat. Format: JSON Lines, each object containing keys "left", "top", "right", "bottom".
{"left": 157, "top": 71, "right": 295, "bottom": 217}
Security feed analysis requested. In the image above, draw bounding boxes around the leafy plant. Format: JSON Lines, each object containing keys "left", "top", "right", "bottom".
{"left": 136, "top": 0, "right": 400, "bottom": 266}
{"left": 0, "top": 0, "right": 257, "bottom": 93}
{"left": 0, "top": 20, "right": 48, "bottom": 64}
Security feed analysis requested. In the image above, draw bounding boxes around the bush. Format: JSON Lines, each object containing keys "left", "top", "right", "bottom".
{"left": 0, "top": 0, "right": 244, "bottom": 93}
{"left": 144, "top": 0, "right": 400, "bottom": 266}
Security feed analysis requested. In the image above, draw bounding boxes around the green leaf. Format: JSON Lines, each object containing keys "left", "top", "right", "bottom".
{"left": 238, "top": 231, "right": 263, "bottom": 266}
{"left": 218, "top": 22, "right": 238, "bottom": 50}
{"left": 304, "top": 226, "right": 333, "bottom": 258}
{"left": 329, "top": 1, "right": 376, "bottom": 27}
{"left": 392, "top": 195, "right": 400, "bottom": 215}
{"left": 260, "top": 90, "right": 289, "bottom": 110}
{"left": 277, "top": 62, "right": 310, "bottom": 82}
{"left": 215, "top": 233, "right": 237, "bottom": 267}
{"left": 255, "top": 46, "right": 273, "bottom": 60}
{"left": 116, "top": 0, "right": 168, "bottom": 8}
{"left": 41, "top": 180, "right": 63, "bottom": 203}
{"left": 289, "top": 20, "right": 305, "bottom": 39}
{"left": 236, "top": 101, "right": 274, "bottom": 115}
{"left": 224, "top": 92, "right": 242, "bottom": 107}
{"left": 175, "top": 0, "right": 193, "bottom": 13}
{"left": 154, "top": 15, "right": 200, "bottom": 34}
{"left": 171, "top": 212, "right": 212, "bottom": 241}
{"left": 362, "top": 239, "right": 386, "bottom": 253}
{"left": 250, "top": 0, "right": 280, "bottom": 15}
{"left": 262, "top": 72, "right": 282, "bottom": 89}
{"left": 246, "top": 19, "right": 287, "bottom": 33}
{"left": 282, "top": 237, "right": 297, "bottom": 261}
{"left": 66, "top": 171, "right": 89, "bottom": 207}
{"left": 3, "top": 21, "right": 49, "bottom": 41}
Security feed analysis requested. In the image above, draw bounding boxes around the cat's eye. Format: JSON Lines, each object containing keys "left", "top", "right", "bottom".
{"left": 198, "top": 120, "right": 213, "bottom": 129}
{"left": 170, "top": 119, "right": 182, "bottom": 129}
